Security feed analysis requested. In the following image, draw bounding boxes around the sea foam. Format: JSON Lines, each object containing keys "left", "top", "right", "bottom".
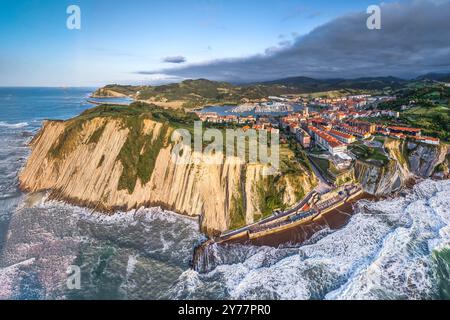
{"left": 170, "top": 179, "right": 450, "bottom": 300}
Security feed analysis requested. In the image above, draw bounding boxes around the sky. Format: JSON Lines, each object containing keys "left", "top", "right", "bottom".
{"left": 0, "top": 0, "right": 449, "bottom": 86}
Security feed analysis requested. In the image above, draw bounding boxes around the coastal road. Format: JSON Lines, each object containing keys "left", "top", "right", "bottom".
{"left": 307, "top": 154, "right": 333, "bottom": 194}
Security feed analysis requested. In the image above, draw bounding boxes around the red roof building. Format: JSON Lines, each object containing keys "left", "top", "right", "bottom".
{"left": 387, "top": 126, "right": 422, "bottom": 136}
{"left": 308, "top": 126, "right": 347, "bottom": 155}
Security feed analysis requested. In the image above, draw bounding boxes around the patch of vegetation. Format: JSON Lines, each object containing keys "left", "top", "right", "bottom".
{"left": 257, "top": 175, "right": 285, "bottom": 219}
{"left": 48, "top": 119, "right": 86, "bottom": 159}
{"left": 88, "top": 124, "right": 106, "bottom": 144}
{"left": 117, "top": 117, "right": 171, "bottom": 193}
{"left": 286, "top": 139, "right": 313, "bottom": 171}
{"left": 311, "top": 157, "right": 330, "bottom": 174}
{"left": 375, "top": 83, "right": 450, "bottom": 142}
{"left": 137, "top": 125, "right": 169, "bottom": 185}
{"left": 349, "top": 142, "right": 389, "bottom": 166}
{"left": 48, "top": 102, "right": 200, "bottom": 193}
{"left": 230, "top": 189, "right": 246, "bottom": 230}
{"left": 92, "top": 84, "right": 145, "bottom": 97}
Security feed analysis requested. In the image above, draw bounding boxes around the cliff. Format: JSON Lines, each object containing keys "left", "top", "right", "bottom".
{"left": 19, "top": 103, "right": 317, "bottom": 235}
{"left": 354, "top": 138, "right": 448, "bottom": 195}
{"left": 91, "top": 88, "right": 128, "bottom": 98}
{"left": 406, "top": 141, "right": 449, "bottom": 177}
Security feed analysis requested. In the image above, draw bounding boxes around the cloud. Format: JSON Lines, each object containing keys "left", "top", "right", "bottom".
{"left": 162, "top": 56, "right": 187, "bottom": 64}
{"left": 141, "top": 0, "right": 450, "bottom": 82}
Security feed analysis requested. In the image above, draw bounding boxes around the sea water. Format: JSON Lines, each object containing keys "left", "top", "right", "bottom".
{"left": 0, "top": 88, "right": 449, "bottom": 299}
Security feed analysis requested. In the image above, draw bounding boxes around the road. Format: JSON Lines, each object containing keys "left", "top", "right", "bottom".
{"left": 219, "top": 142, "right": 333, "bottom": 240}
{"left": 307, "top": 154, "right": 333, "bottom": 194}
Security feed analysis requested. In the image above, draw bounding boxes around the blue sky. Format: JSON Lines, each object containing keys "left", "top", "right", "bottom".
{"left": 0, "top": 0, "right": 446, "bottom": 86}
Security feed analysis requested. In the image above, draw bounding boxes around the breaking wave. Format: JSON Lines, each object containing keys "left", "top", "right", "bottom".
{"left": 0, "top": 121, "right": 29, "bottom": 128}
{"left": 0, "top": 200, "right": 203, "bottom": 299}
{"left": 170, "top": 179, "right": 450, "bottom": 300}
{"left": 0, "top": 179, "right": 449, "bottom": 299}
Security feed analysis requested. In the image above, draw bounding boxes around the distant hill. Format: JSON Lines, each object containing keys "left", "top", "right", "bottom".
{"left": 92, "top": 79, "right": 297, "bottom": 109}
{"left": 416, "top": 73, "right": 450, "bottom": 83}
{"left": 93, "top": 75, "right": 440, "bottom": 109}
{"left": 255, "top": 76, "right": 408, "bottom": 92}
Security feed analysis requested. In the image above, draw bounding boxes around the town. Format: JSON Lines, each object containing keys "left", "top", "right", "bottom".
{"left": 192, "top": 92, "right": 443, "bottom": 249}
{"left": 196, "top": 94, "right": 439, "bottom": 172}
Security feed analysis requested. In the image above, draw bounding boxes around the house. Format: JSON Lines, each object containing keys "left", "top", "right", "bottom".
{"left": 387, "top": 126, "right": 422, "bottom": 137}
{"left": 308, "top": 126, "right": 347, "bottom": 155}
{"left": 296, "top": 128, "right": 311, "bottom": 148}
{"left": 338, "top": 124, "right": 371, "bottom": 139}
{"left": 414, "top": 136, "right": 440, "bottom": 145}
{"left": 347, "top": 120, "right": 376, "bottom": 133}
{"left": 289, "top": 123, "right": 299, "bottom": 134}
{"left": 328, "top": 129, "right": 356, "bottom": 144}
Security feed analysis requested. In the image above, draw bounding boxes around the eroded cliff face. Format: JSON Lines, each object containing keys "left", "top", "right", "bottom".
{"left": 19, "top": 115, "right": 316, "bottom": 235}
{"left": 355, "top": 138, "right": 448, "bottom": 195}
{"left": 354, "top": 160, "right": 403, "bottom": 195}
{"left": 407, "top": 141, "right": 449, "bottom": 177}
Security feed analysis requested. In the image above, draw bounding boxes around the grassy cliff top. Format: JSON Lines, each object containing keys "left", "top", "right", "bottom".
{"left": 47, "top": 102, "right": 199, "bottom": 192}
{"left": 76, "top": 102, "right": 199, "bottom": 125}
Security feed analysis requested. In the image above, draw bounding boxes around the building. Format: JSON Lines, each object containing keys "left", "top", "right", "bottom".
{"left": 413, "top": 136, "right": 440, "bottom": 145}
{"left": 296, "top": 128, "right": 311, "bottom": 148}
{"left": 332, "top": 152, "right": 353, "bottom": 170}
{"left": 387, "top": 126, "right": 422, "bottom": 137}
{"left": 347, "top": 120, "right": 376, "bottom": 133}
{"left": 328, "top": 129, "right": 356, "bottom": 144}
{"left": 338, "top": 124, "right": 372, "bottom": 139}
{"left": 304, "top": 105, "right": 309, "bottom": 118}
{"left": 308, "top": 126, "right": 347, "bottom": 155}
{"left": 289, "top": 123, "right": 299, "bottom": 134}
{"left": 239, "top": 115, "right": 256, "bottom": 124}
{"left": 224, "top": 115, "right": 238, "bottom": 123}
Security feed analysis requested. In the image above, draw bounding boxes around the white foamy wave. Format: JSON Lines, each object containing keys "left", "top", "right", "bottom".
{"left": 327, "top": 180, "right": 450, "bottom": 300}
{"left": 0, "top": 121, "right": 29, "bottom": 128}
{"left": 126, "top": 255, "right": 138, "bottom": 276}
{"left": 0, "top": 259, "right": 36, "bottom": 299}
{"left": 35, "top": 200, "right": 199, "bottom": 228}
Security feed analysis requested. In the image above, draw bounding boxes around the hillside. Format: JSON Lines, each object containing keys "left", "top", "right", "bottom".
{"left": 373, "top": 82, "right": 450, "bottom": 142}
{"left": 92, "top": 80, "right": 283, "bottom": 109}
{"left": 416, "top": 73, "right": 450, "bottom": 83}
{"left": 92, "top": 76, "right": 414, "bottom": 109}
{"left": 257, "top": 76, "right": 408, "bottom": 92}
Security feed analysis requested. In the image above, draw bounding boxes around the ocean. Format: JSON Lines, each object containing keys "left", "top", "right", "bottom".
{"left": 0, "top": 88, "right": 449, "bottom": 300}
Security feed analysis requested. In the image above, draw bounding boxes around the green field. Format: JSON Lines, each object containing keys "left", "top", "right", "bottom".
{"left": 367, "top": 82, "right": 450, "bottom": 142}
{"left": 349, "top": 142, "right": 389, "bottom": 166}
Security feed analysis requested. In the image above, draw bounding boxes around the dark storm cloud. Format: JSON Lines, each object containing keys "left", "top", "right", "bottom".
{"left": 140, "top": 0, "right": 450, "bottom": 81}
{"left": 162, "top": 56, "right": 187, "bottom": 64}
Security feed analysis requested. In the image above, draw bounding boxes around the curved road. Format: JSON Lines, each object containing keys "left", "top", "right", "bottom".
{"left": 307, "top": 154, "right": 333, "bottom": 194}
